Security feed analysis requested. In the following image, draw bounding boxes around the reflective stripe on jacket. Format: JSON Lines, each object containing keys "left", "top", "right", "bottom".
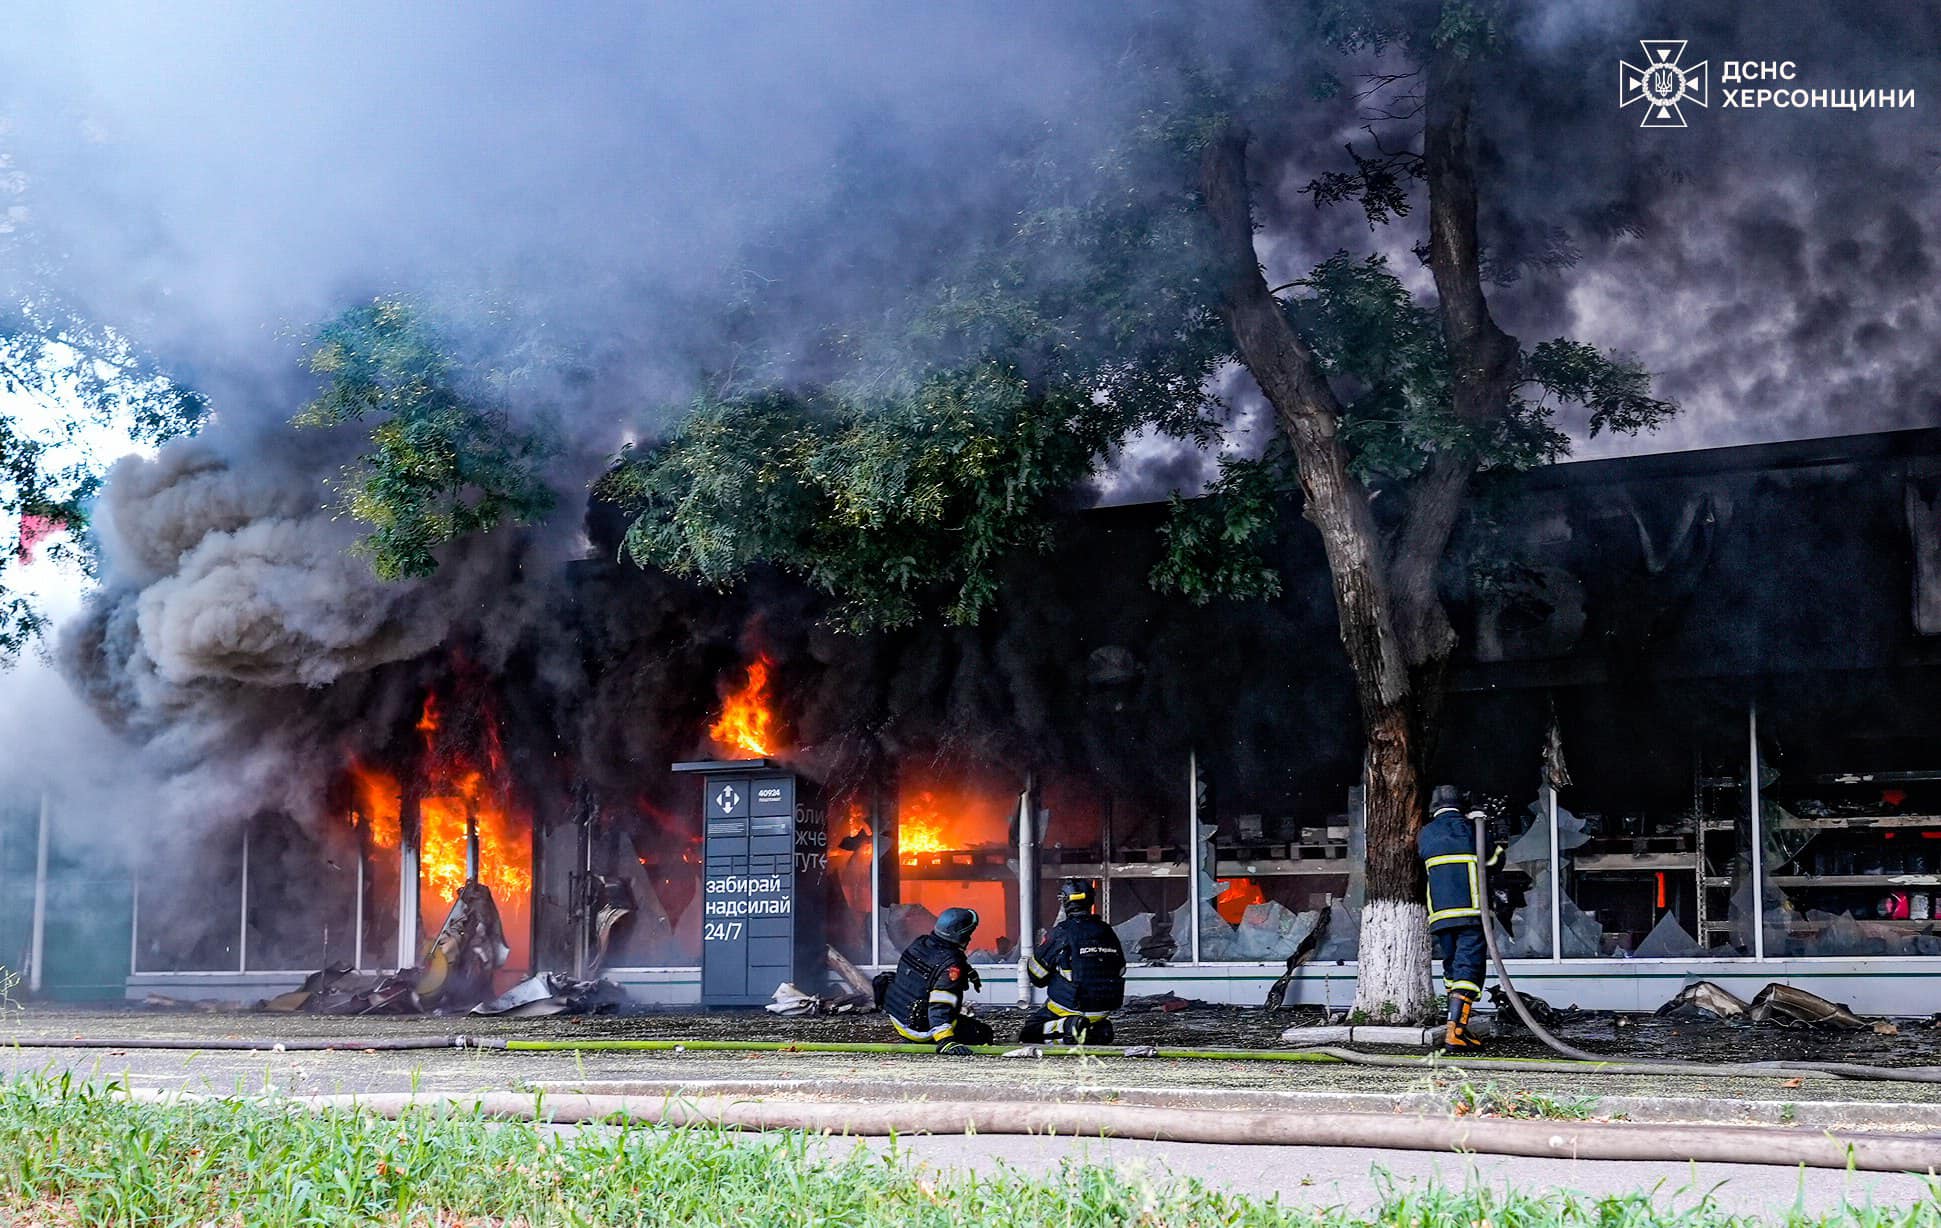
{"left": 884, "top": 932, "right": 973, "bottom": 1041}
{"left": 1028, "top": 914, "right": 1127, "bottom": 1013}
{"left": 1418, "top": 806, "right": 1484, "bottom": 933}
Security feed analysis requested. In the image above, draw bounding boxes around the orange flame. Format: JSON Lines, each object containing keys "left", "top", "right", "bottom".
{"left": 709, "top": 656, "right": 778, "bottom": 757}
{"left": 338, "top": 682, "right": 533, "bottom": 971}
{"left": 1214, "top": 877, "right": 1267, "bottom": 925}
{"left": 345, "top": 757, "right": 402, "bottom": 850}
{"left": 896, "top": 789, "right": 1008, "bottom": 856}
{"left": 413, "top": 689, "right": 532, "bottom": 913}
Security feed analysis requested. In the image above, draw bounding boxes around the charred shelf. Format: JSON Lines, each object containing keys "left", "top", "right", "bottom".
{"left": 1768, "top": 874, "right": 1941, "bottom": 887}
{"left": 1769, "top": 812, "right": 1941, "bottom": 829}
{"left": 1576, "top": 852, "right": 1693, "bottom": 872}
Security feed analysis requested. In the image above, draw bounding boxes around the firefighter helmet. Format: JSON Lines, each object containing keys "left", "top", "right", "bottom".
{"left": 1058, "top": 878, "right": 1097, "bottom": 917}
{"left": 934, "top": 907, "right": 980, "bottom": 947}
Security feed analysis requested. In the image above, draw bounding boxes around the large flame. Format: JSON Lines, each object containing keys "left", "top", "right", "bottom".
{"left": 413, "top": 690, "right": 532, "bottom": 913}
{"left": 339, "top": 684, "right": 533, "bottom": 971}
{"left": 1214, "top": 877, "right": 1266, "bottom": 925}
{"left": 896, "top": 788, "right": 1010, "bottom": 856}
{"left": 709, "top": 655, "right": 778, "bottom": 757}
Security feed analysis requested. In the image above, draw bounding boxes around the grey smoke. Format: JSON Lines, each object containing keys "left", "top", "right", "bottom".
{"left": 0, "top": 1, "right": 1934, "bottom": 900}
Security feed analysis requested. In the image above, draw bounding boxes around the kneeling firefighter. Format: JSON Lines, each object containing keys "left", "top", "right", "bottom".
{"left": 1020, "top": 878, "right": 1127, "bottom": 1045}
{"left": 878, "top": 907, "right": 993, "bottom": 1054}
{"left": 1418, "top": 786, "right": 1502, "bottom": 1050}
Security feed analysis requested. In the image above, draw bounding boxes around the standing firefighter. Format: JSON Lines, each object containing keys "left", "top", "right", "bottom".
{"left": 879, "top": 907, "right": 993, "bottom": 1054}
{"left": 1020, "top": 878, "right": 1127, "bottom": 1045}
{"left": 1418, "top": 786, "right": 1500, "bottom": 1050}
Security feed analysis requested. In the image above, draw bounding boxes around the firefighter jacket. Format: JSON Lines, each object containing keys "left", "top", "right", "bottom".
{"left": 1417, "top": 805, "right": 1500, "bottom": 933}
{"left": 884, "top": 932, "right": 978, "bottom": 1043}
{"left": 1027, "top": 913, "right": 1127, "bottom": 1016}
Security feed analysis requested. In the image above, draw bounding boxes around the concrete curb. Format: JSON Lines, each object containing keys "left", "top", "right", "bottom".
{"left": 522, "top": 1076, "right": 1941, "bottom": 1133}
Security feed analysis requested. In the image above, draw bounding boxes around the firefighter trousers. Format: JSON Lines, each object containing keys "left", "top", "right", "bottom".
{"left": 1433, "top": 924, "right": 1488, "bottom": 1002}
{"left": 1019, "top": 1005, "right": 1114, "bottom": 1044}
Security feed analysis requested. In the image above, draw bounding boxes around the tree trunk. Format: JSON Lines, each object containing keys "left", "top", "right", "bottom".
{"left": 1354, "top": 700, "right": 1431, "bottom": 1019}
{"left": 1200, "top": 36, "right": 1517, "bottom": 1020}
{"left": 1199, "top": 127, "right": 1433, "bottom": 1020}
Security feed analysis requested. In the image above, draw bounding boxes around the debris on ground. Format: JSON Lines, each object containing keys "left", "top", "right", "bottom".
{"left": 259, "top": 964, "right": 422, "bottom": 1015}
{"left": 1747, "top": 983, "right": 1869, "bottom": 1030}
{"left": 1486, "top": 985, "right": 1571, "bottom": 1032}
{"left": 417, "top": 883, "right": 511, "bottom": 1010}
{"left": 1657, "top": 980, "right": 1751, "bottom": 1021}
{"left": 764, "top": 981, "right": 872, "bottom": 1016}
{"left": 472, "top": 974, "right": 630, "bottom": 1018}
{"left": 1121, "top": 992, "right": 1202, "bottom": 1013}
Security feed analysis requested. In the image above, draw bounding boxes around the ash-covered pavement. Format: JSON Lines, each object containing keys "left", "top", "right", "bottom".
{"left": 2, "top": 1003, "right": 1939, "bottom": 1125}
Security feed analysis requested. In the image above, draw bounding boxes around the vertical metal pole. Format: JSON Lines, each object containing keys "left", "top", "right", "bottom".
{"left": 1546, "top": 780, "right": 1562, "bottom": 962}
{"left": 1101, "top": 794, "right": 1114, "bottom": 924}
{"left": 353, "top": 833, "right": 365, "bottom": 971}
{"left": 129, "top": 868, "right": 141, "bottom": 976}
{"left": 28, "top": 792, "right": 50, "bottom": 995}
{"left": 1749, "top": 702, "right": 1765, "bottom": 961}
{"left": 1187, "top": 751, "right": 1202, "bottom": 965}
{"left": 1016, "top": 775, "right": 1036, "bottom": 1005}
{"left": 399, "top": 838, "right": 419, "bottom": 967}
{"left": 465, "top": 809, "right": 480, "bottom": 884}
{"left": 868, "top": 787, "right": 882, "bottom": 968}
{"left": 238, "top": 822, "right": 250, "bottom": 973}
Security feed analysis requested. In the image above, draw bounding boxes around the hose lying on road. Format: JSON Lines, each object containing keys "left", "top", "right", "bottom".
{"left": 1459, "top": 816, "right": 1941, "bottom": 1085}
{"left": 0, "top": 1036, "right": 504, "bottom": 1052}
{"left": 120, "top": 1087, "right": 1941, "bottom": 1175}
{"left": 10, "top": 1033, "right": 1941, "bottom": 1085}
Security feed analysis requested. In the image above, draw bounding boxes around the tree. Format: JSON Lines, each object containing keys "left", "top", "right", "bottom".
{"left": 333, "top": 4, "right": 1672, "bottom": 1020}
{"left": 596, "top": 3, "right": 1673, "bottom": 1020}
{"left": 294, "top": 297, "right": 558, "bottom": 581}
{"left": 0, "top": 281, "right": 207, "bottom": 662}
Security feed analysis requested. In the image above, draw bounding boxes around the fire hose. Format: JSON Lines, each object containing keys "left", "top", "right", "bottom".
{"left": 1461, "top": 813, "right": 1941, "bottom": 1084}
{"left": 109, "top": 1087, "right": 1941, "bottom": 1174}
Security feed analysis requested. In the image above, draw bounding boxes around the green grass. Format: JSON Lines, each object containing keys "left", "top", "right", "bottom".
{"left": 1451, "top": 1079, "right": 1609, "bottom": 1120}
{"left": 0, "top": 1073, "right": 1934, "bottom": 1226}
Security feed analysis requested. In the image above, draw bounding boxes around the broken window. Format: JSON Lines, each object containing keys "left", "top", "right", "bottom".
{"left": 879, "top": 762, "right": 1021, "bottom": 965}
{"left": 242, "top": 811, "right": 357, "bottom": 972}
{"left": 1756, "top": 672, "right": 1941, "bottom": 958}
{"left": 1541, "top": 684, "right": 1751, "bottom": 959}
{"left": 581, "top": 805, "right": 701, "bottom": 969}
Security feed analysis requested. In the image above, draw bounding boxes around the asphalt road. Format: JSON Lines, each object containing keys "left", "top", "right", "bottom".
{"left": 4, "top": 1006, "right": 1940, "bottom": 1220}
{"left": 831, "top": 1133, "right": 1940, "bottom": 1220}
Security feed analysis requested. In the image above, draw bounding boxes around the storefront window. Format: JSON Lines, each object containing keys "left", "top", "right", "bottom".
{"left": 1545, "top": 687, "right": 1752, "bottom": 959}
{"left": 242, "top": 812, "right": 357, "bottom": 971}
{"left": 1756, "top": 674, "right": 1941, "bottom": 957}
{"left": 587, "top": 804, "right": 702, "bottom": 968}
{"left": 881, "top": 764, "right": 1020, "bottom": 965}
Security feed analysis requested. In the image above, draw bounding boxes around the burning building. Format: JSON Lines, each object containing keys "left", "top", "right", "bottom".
{"left": 7, "top": 426, "right": 1940, "bottom": 1015}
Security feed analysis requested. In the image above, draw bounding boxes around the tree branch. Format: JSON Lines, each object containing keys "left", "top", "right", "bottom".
{"left": 1385, "top": 45, "right": 1523, "bottom": 669}
{"left": 1199, "top": 123, "right": 1411, "bottom": 711}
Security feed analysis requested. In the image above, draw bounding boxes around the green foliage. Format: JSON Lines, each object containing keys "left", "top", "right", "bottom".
{"left": 0, "top": 1073, "right": 1933, "bottom": 1226}
{"left": 1152, "top": 452, "right": 1288, "bottom": 605}
{"left": 602, "top": 362, "right": 1115, "bottom": 630}
{"left": 0, "top": 303, "right": 207, "bottom": 661}
{"left": 1525, "top": 338, "right": 1677, "bottom": 438}
{"left": 295, "top": 298, "right": 557, "bottom": 581}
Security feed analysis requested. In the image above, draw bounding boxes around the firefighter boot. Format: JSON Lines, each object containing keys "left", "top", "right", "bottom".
{"left": 1443, "top": 992, "right": 1484, "bottom": 1050}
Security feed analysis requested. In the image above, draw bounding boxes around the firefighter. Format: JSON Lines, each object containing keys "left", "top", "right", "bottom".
{"left": 1417, "top": 785, "right": 1501, "bottom": 1050}
{"left": 881, "top": 907, "right": 993, "bottom": 1054}
{"left": 1020, "top": 878, "right": 1127, "bottom": 1045}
